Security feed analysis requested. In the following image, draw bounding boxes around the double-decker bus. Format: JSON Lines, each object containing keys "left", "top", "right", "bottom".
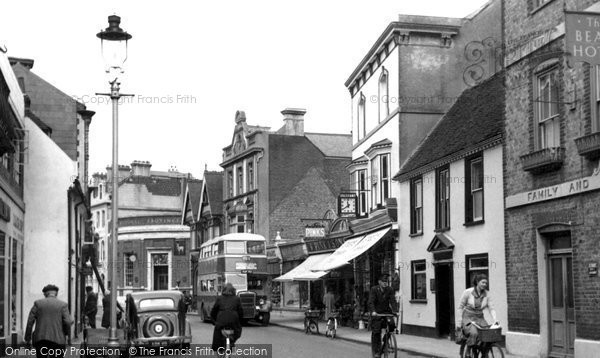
{"left": 196, "top": 233, "right": 272, "bottom": 325}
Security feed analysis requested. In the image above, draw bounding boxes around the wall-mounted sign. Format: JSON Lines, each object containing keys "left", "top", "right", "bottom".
{"left": 174, "top": 240, "right": 186, "bottom": 256}
{"left": 119, "top": 216, "right": 181, "bottom": 227}
{"left": 506, "top": 169, "right": 600, "bottom": 208}
{"left": 305, "top": 237, "right": 345, "bottom": 254}
{"left": 589, "top": 262, "right": 598, "bottom": 277}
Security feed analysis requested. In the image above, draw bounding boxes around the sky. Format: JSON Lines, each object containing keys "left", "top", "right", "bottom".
{"left": 0, "top": 0, "right": 489, "bottom": 179}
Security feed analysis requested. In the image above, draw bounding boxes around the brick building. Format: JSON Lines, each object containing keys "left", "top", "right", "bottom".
{"left": 220, "top": 109, "right": 351, "bottom": 308}
{"left": 503, "top": 1, "right": 600, "bottom": 357}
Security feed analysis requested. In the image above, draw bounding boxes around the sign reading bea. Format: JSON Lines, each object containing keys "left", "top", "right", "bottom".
{"left": 566, "top": 11, "right": 600, "bottom": 65}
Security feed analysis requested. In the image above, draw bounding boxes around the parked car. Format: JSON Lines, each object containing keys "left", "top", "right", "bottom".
{"left": 124, "top": 290, "right": 192, "bottom": 348}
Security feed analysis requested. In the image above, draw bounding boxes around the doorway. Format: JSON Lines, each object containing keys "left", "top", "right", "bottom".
{"left": 434, "top": 263, "right": 454, "bottom": 338}
{"left": 154, "top": 266, "right": 168, "bottom": 290}
{"left": 546, "top": 233, "right": 574, "bottom": 358}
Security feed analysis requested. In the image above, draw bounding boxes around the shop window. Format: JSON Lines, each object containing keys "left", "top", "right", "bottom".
{"left": 436, "top": 166, "right": 450, "bottom": 230}
{"left": 465, "top": 254, "right": 489, "bottom": 290}
{"left": 410, "top": 177, "right": 423, "bottom": 235}
{"left": 411, "top": 260, "right": 427, "bottom": 301}
{"left": 465, "top": 155, "right": 484, "bottom": 223}
{"left": 535, "top": 67, "right": 560, "bottom": 149}
{"left": 0, "top": 232, "right": 4, "bottom": 337}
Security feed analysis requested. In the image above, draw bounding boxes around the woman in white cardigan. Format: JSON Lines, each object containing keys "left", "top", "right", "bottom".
{"left": 456, "top": 274, "right": 499, "bottom": 357}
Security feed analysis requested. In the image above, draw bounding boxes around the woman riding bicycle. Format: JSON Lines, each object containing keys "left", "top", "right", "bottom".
{"left": 211, "top": 283, "right": 244, "bottom": 352}
{"left": 456, "top": 274, "right": 499, "bottom": 358}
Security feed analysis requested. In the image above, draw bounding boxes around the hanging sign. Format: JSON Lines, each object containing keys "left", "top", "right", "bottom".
{"left": 565, "top": 11, "right": 600, "bottom": 65}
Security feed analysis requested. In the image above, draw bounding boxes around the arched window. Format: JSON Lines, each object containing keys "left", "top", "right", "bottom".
{"left": 379, "top": 67, "right": 389, "bottom": 122}
{"left": 99, "top": 185, "right": 103, "bottom": 200}
{"left": 101, "top": 240, "right": 105, "bottom": 261}
{"left": 102, "top": 210, "right": 105, "bottom": 227}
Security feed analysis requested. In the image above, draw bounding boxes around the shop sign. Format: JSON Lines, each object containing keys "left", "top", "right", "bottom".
{"left": 266, "top": 247, "right": 279, "bottom": 259}
{"left": 305, "top": 237, "right": 345, "bottom": 253}
{"left": 305, "top": 227, "right": 325, "bottom": 238}
{"left": 119, "top": 216, "right": 181, "bottom": 227}
{"left": 565, "top": 11, "right": 600, "bottom": 65}
{"left": 506, "top": 168, "right": 600, "bottom": 208}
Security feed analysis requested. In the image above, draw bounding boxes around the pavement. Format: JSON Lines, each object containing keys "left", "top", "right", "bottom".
{"left": 268, "top": 309, "right": 522, "bottom": 358}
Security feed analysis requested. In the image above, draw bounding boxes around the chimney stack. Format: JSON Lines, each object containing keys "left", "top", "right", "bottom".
{"left": 130, "top": 161, "right": 152, "bottom": 177}
{"left": 281, "top": 108, "right": 306, "bottom": 136}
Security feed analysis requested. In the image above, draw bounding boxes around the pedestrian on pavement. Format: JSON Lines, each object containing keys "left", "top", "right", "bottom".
{"left": 456, "top": 274, "right": 498, "bottom": 358}
{"left": 210, "top": 283, "right": 244, "bottom": 352}
{"left": 368, "top": 274, "right": 397, "bottom": 358}
{"left": 322, "top": 287, "right": 336, "bottom": 321}
{"left": 178, "top": 290, "right": 192, "bottom": 334}
{"left": 83, "top": 286, "right": 98, "bottom": 329}
{"left": 101, "top": 290, "right": 124, "bottom": 329}
{"left": 24, "top": 284, "right": 74, "bottom": 358}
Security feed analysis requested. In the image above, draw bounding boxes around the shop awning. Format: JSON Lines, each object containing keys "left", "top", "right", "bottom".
{"left": 312, "top": 227, "right": 391, "bottom": 271}
{"left": 273, "top": 253, "right": 330, "bottom": 282}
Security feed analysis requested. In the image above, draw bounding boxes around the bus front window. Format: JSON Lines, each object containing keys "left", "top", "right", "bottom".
{"left": 247, "top": 241, "right": 265, "bottom": 255}
{"left": 226, "top": 241, "right": 245, "bottom": 254}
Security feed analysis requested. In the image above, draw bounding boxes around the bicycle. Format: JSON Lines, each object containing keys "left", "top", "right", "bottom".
{"left": 221, "top": 327, "right": 235, "bottom": 358}
{"left": 459, "top": 322, "right": 505, "bottom": 358}
{"left": 375, "top": 313, "right": 398, "bottom": 358}
{"left": 325, "top": 311, "right": 339, "bottom": 339}
{"left": 304, "top": 309, "right": 323, "bottom": 335}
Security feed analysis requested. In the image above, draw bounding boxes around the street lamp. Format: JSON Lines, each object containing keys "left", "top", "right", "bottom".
{"left": 96, "top": 14, "right": 132, "bottom": 348}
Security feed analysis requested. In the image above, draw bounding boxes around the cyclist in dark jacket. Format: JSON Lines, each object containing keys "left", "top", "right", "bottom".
{"left": 368, "top": 274, "right": 397, "bottom": 358}
{"left": 211, "top": 283, "right": 244, "bottom": 351}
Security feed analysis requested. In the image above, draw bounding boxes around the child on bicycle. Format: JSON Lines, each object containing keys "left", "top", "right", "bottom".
{"left": 368, "top": 273, "right": 397, "bottom": 358}
{"left": 456, "top": 274, "right": 499, "bottom": 358}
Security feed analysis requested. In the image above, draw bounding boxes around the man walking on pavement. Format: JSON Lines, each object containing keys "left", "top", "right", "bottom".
{"left": 84, "top": 286, "right": 98, "bottom": 328}
{"left": 369, "top": 274, "right": 397, "bottom": 358}
{"left": 24, "top": 284, "right": 74, "bottom": 358}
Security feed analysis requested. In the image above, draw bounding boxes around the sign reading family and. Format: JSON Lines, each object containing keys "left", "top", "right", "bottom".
{"left": 565, "top": 10, "right": 600, "bottom": 65}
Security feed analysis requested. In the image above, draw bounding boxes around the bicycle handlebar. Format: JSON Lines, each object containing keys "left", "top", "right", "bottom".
{"left": 372, "top": 313, "right": 398, "bottom": 317}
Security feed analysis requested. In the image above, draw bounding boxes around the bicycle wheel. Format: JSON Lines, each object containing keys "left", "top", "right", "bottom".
{"left": 382, "top": 333, "right": 397, "bottom": 358}
{"left": 484, "top": 344, "right": 505, "bottom": 358}
{"left": 309, "top": 321, "right": 319, "bottom": 334}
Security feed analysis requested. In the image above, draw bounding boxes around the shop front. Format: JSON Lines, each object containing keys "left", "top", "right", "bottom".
{"left": 277, "top": 241, "right": 308, "bottom": 309}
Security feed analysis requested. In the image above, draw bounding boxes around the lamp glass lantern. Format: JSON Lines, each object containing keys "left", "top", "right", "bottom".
{"left": 96, "top": 15, "right": 132, "bottom": 75}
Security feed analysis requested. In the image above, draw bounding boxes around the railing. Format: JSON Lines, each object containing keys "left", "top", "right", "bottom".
{"left": 520, "top": 147, "right": 565, "bottom": 174}
{"left": 575, "top": 132, "right": 600, "bottom": 160}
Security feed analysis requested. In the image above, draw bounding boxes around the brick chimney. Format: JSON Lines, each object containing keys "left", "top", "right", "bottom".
{"left": 131, "top": 161, "right": 152, "bottom": 177}
{"left": 281, "top": 108, "right": 306, "bottom": 136}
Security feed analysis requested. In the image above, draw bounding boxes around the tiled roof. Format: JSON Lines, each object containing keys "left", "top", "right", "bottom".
{"left": 394, "top": 72, "right": 505, "bottom": 180}
{"left": 305, "top": 133, "right": 352, "bottom": 158}
{"left": 187, "top": 180, "right": 203, "bottom": 218}
{"left": 322, "top": 158, "right": 351, "bottom": 196}
{"left": 204, "top": 171, "right": 223, "bottom": 215}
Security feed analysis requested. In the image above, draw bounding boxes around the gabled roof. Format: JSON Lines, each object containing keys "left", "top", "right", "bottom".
{"left": 394, "top": 72, "right": 505, "bottom": 181}
{"left": 187, "top": 180, "right": 203, "bottom": 218}
{"left": 201, "top": 171, "right": 223, "bottom": 220}
{"left": 305, "top": 133, "right": 352, "bottom": 158}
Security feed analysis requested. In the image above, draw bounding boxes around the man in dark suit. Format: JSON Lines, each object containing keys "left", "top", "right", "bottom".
{"left": 83, "top": 286, "right": 98, "bottom": 328}
{"left": 369, "top": 274, "right": 397, "bottom": 358}
{"left": 25, "top": 284, "right": 73, "bottom": 358}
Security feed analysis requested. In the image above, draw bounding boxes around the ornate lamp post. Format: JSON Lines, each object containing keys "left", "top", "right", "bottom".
{"left": 96, "top": 14, "right": 132, "bottom": 347}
